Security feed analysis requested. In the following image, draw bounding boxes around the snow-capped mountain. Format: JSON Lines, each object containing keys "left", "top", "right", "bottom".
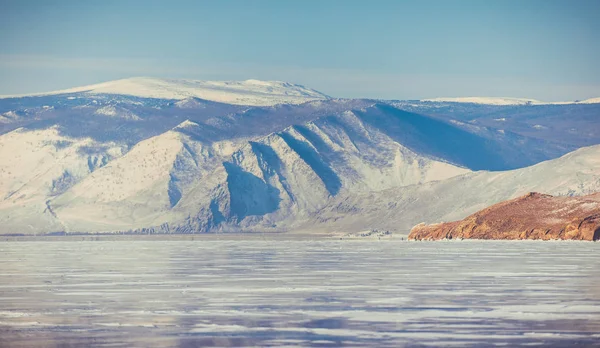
{"left": 421, "top": 96, "right": 600, "bottom": 105}
{"left": 422, "top": 97, "right": 547, "bottom": 105}
{"left": 0, "top": 78, "right": 599, "bottom": 235}
{"left": 0, "top": 77, "right": 330, "bottom": 106}
{"left": 580, "top": 97, "right": 600, "bottom": 104}
{"left": 94, "top": 105, "right": 142, "bottom": 120}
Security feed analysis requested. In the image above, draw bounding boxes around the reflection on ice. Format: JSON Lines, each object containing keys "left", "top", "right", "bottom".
{"left": 0, "top": 239, "right": 599, "bottom": 347}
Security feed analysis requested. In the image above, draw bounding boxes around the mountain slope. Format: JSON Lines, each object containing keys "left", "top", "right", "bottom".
{"left": 49, "top": 125, "right": 221, "bottom": 232}
{"left": 310, "top": 144, "right": 600, "bottom": 234}
{"left": 0, "top": 127, "right": 124, "bottom": 234}
{"left": 389, "top": 100, "right": 600, "bottom": 150}
{"left": 45, "top": 115, "right": 470, "bottom": 234}
{"left": 45, "top": 140, "right": 600, "bottom": 235}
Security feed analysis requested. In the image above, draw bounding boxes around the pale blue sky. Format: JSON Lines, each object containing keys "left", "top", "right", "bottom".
{"left": 1, "top": 0, "right": 599, "bottom": 100}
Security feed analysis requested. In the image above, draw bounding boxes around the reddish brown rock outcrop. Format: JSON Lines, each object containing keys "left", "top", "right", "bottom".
{"left": 409, "top": 192, "right": 600, "bottom": 241}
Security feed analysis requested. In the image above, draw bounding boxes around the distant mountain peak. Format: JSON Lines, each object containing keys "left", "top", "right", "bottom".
{"left": 173, "top": 119, "right": 200, "bottom": 130}
{"left": 173, "top": 97, "right": 207, "bottom": 109}
{"left": 423, "top": 97, "right": 544, "bottom": 105}
{"left": 580, "top": 97, "right": 600, "bottom": 104}
{"left": 0, "top": 77, "right": 330, "bottom": 106}
{"left": 94, "top": 105, "right": 141, "bottom": 120}
{"left": 421, "top": 96, "right": 600, "bottom": 105}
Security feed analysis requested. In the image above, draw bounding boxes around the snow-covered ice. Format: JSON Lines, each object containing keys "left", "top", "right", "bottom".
{"left": 0, "top": 239, "right": 598, "bottom": 347}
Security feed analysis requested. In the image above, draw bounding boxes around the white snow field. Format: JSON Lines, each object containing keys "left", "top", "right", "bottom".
{"left": 0, "top": 77, "right": 330, "bottom": 106}
{"left": 0, "top": 239, "right": 599, "bottom": 347}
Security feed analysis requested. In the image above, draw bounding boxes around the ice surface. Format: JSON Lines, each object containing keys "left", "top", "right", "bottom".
{"left": 0, "top": 239, "right": 599, "bottom": 347}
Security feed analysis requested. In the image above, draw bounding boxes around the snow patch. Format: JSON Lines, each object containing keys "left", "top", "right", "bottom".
{"left": 173, "top": 120, "right": 200, "bottom": 130}
{"left": 94, "top": 105, "right": 141, "bottom": 121}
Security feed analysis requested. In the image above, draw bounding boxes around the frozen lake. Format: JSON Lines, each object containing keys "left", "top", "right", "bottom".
{"left": 1, "top": 239, "right": 599, "bottom": 347}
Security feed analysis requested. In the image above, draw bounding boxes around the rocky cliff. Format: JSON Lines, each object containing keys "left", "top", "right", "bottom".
{"left": 409, "top": 192, "right": 600, "bottom": 241}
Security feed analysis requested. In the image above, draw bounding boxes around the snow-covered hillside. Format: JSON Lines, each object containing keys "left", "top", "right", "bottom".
{"left": 42, "top": 113, "right": 471, "bottom": 233}
{"left": 0, "top": 77, "right": 330, "bottom": 106}
{"left": 0, "top": 127, "right": 125, "bottom": 233}
{"left": 27, "top": 136, "right": 600, "bottom": 235}
{"left": 311, "top": 144, "right": 600, "bottom": 234}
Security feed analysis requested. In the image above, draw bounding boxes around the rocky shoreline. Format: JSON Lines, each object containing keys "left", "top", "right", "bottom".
{"left": 409, "top": 192, "right": 600, "bottom": 241}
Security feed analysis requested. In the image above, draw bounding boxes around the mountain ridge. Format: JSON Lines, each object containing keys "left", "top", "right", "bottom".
{"left": 422, "top": 96, "right": 600, "bottom": 105}
{"left": 0, "top": 78, "right": 599, "bottom": 235}
{"left": 0, "top": 77, "right": 330, "bottom": 106}
{"left": 3, "top": 77, "right": 598, "bottom": 106}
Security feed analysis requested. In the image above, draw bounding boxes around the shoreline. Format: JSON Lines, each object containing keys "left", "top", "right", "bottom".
{"left": 2, "top": 234, "right": 597, "bottom": 242}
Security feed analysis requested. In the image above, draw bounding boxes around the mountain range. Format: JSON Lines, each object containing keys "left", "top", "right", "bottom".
{"left": 1, "top": 77, "right": 599, "bottom": 235}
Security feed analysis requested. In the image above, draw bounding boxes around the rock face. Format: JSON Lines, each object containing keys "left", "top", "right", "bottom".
{"left": 409, "top": 192, "right": 600, "bottom": 241}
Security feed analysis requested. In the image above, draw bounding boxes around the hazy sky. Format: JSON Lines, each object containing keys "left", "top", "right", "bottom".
{"left": 1, "top": 0, "right": 599, "bottom": 100}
